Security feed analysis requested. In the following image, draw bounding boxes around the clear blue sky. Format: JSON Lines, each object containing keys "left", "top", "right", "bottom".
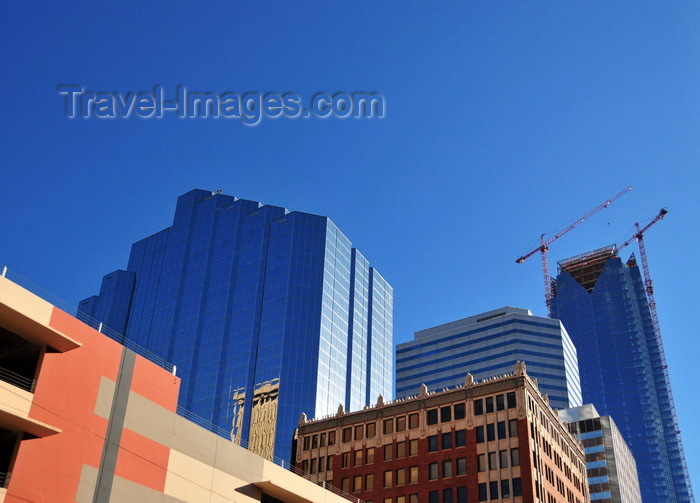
{"left": 2, "top": 1, "right": 698, "bottom": 493}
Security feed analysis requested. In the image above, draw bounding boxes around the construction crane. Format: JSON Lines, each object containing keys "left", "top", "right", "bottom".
{"left": 516, "top": 186, "right": 632, "bottom": 316}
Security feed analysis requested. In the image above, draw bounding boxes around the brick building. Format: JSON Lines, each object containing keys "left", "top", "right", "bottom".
{"left": 295, "top": 362, "right": 589, "bottom": 503}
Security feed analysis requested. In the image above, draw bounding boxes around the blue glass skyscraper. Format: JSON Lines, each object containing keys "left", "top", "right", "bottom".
{"left": 79, "top": 189, "right": 393, "bottom": 461}
{"left": 551, "top": 245, "right": 693, "bottom": 503}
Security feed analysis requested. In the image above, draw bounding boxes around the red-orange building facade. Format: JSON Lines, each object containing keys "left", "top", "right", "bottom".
{"left": 295, "top": 363, "right": 589, "bottom": 503}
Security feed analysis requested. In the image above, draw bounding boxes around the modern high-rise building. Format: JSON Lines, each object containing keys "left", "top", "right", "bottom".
{"left": 79, "top": 189, "right": 393, "bottom": 462}
{"left": 395, "top": 307, "right": 582, "bottom": 410}
{"left": 551, "top": 245, "right": 694, "bottom": 503}
{"left": 559, "top": 404, "right": 642, "bottom": 503}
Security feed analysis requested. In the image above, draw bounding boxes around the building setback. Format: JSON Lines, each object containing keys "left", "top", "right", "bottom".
{"left": 295, "top": 362, "right": 589, "bottom": 503}
{"left": 551, "top": 246, "right": 693, "bottom": 503}
{"left": 396, "top": 307, "right": 582, "bottom": 410}
{"left": 0, "top": 273, "right": 355, "bottom": 503}
{"left": 559, "top": 404, "right": 642, "bottom": 503}
{"left": 78, "top": 189, "right": 393, "bottom": 462}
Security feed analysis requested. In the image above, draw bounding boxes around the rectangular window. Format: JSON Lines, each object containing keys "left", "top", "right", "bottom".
{"left": 485, "top": 396, "right": 494, "bottom": 413}
{"left": 342, "top": 452, "right": 351, "bottom": 468}
{"left": 427, "top": 409, "right": 438, "bottom": 425}
{"left": 312, "top": 434, "right": 318, "bottom": 448}
{"left": 487, "top": 423, "right": 495, "bottom": 442}
{"left": 500, "top": 449, "right": 508, "bottom": 468}
{"left": 458, "top": 487, "right": 468, "bottom": 503}
{"left": 479, "top": 483, "right": 487, "bottom": 501}
{"left": 367, "top": 447, "right": 375, "bottom": 464}
{"left": 410, "top": 495, "right": 419, "bottom": 503}
{"left": 457, "top": 457, "right": 467, "bottom": 475}
{"left": 384, "top": 444, "right": 393, "bottom": 461}
{"left": 507, "top": 391, "right": 516, "bottom": 408}
{"left": 498, "top": 421, "right": 506, "bottom": 439}
{"left": 410, "top": 465, "right": 419, "bottom": 483}
{"left": 409, "top": 413, "right": 419, "bottom": 429}
{"left": 496, "top": 394, "right": 505, "bottom": 411}
{"left": 489, "top": 481, "right": 498, "bottom": 499}
{"left": 511, "top": 447, "right": 520, "bottom": 466}
{"left": 454, "top": 402, "right": 466, "bottom": 420}
{"left": 310, "top": 458, "right": 317, "bottom": 473}
{"left": 396, "top": 467, "right": 406, "bottom": 486}
{"left": 429, "top": 462, "right": 439, "bottom": 480}
{"left": 318, "top": 457, "right": 325, "bottom": 472}
{"left": 488, "top": 451, "right": 497, "bottom": 470}
{"left": 455, "top": 429, "right": 466, "bottom": 447}
{"left": 409, "top": 438, "right": 419, "bottom": 456}
{"left": 327, "top": 455, "right": 334, "bottom": 470}
{"left": 477, "top": 454, "right": 486, "bottom": 472}
{"left": 384, "top": 418, "right": 394, "bottom": 435}
{"left": 384, "top": 498, "right": 393, "bottom": 503}
{"left": 397, "top": 416, "right": 407, "bottom": 432}
{"left": 443, "top": 459, "right": 453, "bottom": 478}
{"left": 474, "top": 398, "right": 484, "bottom": 415}
{"left": 429, "top": 491, "right": 439, "bottom": 503}
{"left": 509, "top": 419, "right": 518, "bottom": 438}
{"left": 444, "top": 488, "right": 454, "bottom": 503}
{"left": 501, "top": 479, "right": 510, "bottom": 498}
{"left": 320, "top": 432, "right": 326, "bottom": 447}
{"left": 366, "top": 473, "right": 374, "bottom": 490}
{"left": 342, "top": 478, "right": 350, "bottom": 493}
{"left": 428, "top": 435, "right": 439, "bottom": 452}
{"left": 302, "top": 460, "right": 309, "bottom": 473}
{"left": 442, "top": 432, "right": 452, "bottom": 450}
{"left": 441, "top": 406, "right": 452, "bottom": 422}
{"left": 328, "top": 431, "right": 336, "bottom": 445}
{"left": 343, "top": 428, "right": 352, "bottom": 442}
{"left": 384, "top": 470, "right": 392, "bottom": 488}
{"left": 355, "top": 425, "right": 363, "bottom": 441}
{"left": 476, "top": 426, "right": 484, "bottom": 443}
{"left": 367, "top": 422, "right": 376, "bottom": 438}
{"left": 303, "top": 436, "right": 310, "bottom": 450}
{"left": 353, "top": 475, "right": 362, "bottom": 492}
{"left": 397, "top": 497, "right": 405, "bottom": 503}
{"left": 354, "top": 449, "right": 362, "bottom": 466}
{"left": 513, "top": 477, "right": 522, "bottom": 496}
{"left": 397, "top": 441, "right": 406, "bottom": 458}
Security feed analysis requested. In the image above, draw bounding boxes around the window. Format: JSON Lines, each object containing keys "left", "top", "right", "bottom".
{"left": 397, "top": 441, "right": 406, "bottom": 458}
{"left": 318, "top": 457, "right": 325, "bottom": 472}
{"left": 396, "top": 467, "right": 406, "bottom": 486}
{"left": 353, "top": 475, "right": 362, "bottom": 492}
{"left": 476, "top": 426, "right": 484, "bottom": 443}
{"left": 302, "top": 460, "right": 309, "bottom": 473}
{"left": 507, "top": 391, "right": 516, "bottom": 408}
{"left": 511, "top": 448, "right": 520, "bottom": 466}
{"left": 409, "top": 413, "right": 419, "bottom": 429}
{"left": 310, "top": 458, "right": 317, "bottom": 473}
{"left": 397, "top": 497, "right": 405, "bottom": 503}
{"left": 384, "top": 444, "right": 393, "bottom": 461}
{"left": 303, "top": 436, "right": 310, "bottom": 450}
{"left": 441, "top": 406, "right": 452, "bottom": 422}
{"left": 384, "top": 418, "right": 394, "bottom": 435}
{"left": 454, "top": 402, "right": 465, "bottom": 420}
{"left": 485, "top": 396, "right": 494, "bottom": 413}
{"left": 312, "top": 434, "right": 318, "bottom": 448}
{"left": 342, "top": 452, "right": 351, "bottom": 468}
{"left": 496, "top": 394, "right": 505, "bottom": 411}
{"left": 444, "top": 488, "right": 454, "bottom": 503}
{"left": 343, "top": 428, "right": 352, "bottom": 442}
{"left": 366, "top": 473, "right": 374, "bottom": 490}
{"left": 320, "top": 432, "right": 326, "bottom": 447}
{"left": 474, "top": 398, "right": 484, "bottom": 416}
{"left": 367, "top": 447, "right": 375, "bottom": 464}
{"left": 442, "top": 432, "right": 452, "bottom": 449}
{"left": 429, "top": 491, "right": 439, "bottom": 503}
{"left": 428, "top": 435, "right": 439, "bottom": 452}
{"left": 443, "top": 459, "right": 453, "bottom": 478}
{"left": 487, "top": 423, "right": 495, "bottom": 442}
{"left": 354, "top": 449, "right": 362, "bottom": 466}
{"left": 497, "top": 421, "right": 506, "bottom": 439}
{"left": 501, "top": 479, "right": 511, "bottom": 498}
{"left": 384, "top": 470, "right": 392, "bottom": 488}
{"left": 455, "top": 429, "right": 466, "bottom": 447}
{"left": 509, "top": 419, "right": 518, "bottom": 438}
{"left": 479, "top": 483, "right": 487, "bottom": 501}
{"left": 458, "top": 487, "right": 468, "bottom": 503}
{"left": 410, "top": 465, "right": 419, "bottom": 483}
{"left": 328, "top": 431, "right": 336, "bottom": 445}
{"left": 409, "top": 438, "right": 419, "bottom": 456}
{"left": 327, "top": 455, "right": 334, "bottom": 470}
{"left": 342, "top": 478, "right": 350, "bottom": 492}
{"left": 429, "top": 462, "right": 439, "bottom": 480}
{"left": 397, "top": 416, "right": 407, "bottom": 432}
{"left": 489, "top": 481, "right": 499, "bottom": 499}
{"left": 500, "top": 449, "right": 508, "bottom": 468}
{"left": 384, "top": 498, "right": 393, "bottom": 503}
{"left": 427, "top": 409, "right": 438, "bottom": 425}
{"left": 410, "top": 495, "right": 419, "bottom": 503}
{"left": 478, "top": 454, "right": 486, "bottom": 472}
{"left": 367, "top": 422, "right": 376, "bottom": 438}
{"left": 457, "top": 457, "right": 467, "bottom": 475}
{"left": 488, "top": 451, "right": 497, "bottom": 470}
{"left": 355, "top": 425, "right": 363, "bottom": 440}
{"left": 513, "top": 478, "right": 522, "bottom": 497}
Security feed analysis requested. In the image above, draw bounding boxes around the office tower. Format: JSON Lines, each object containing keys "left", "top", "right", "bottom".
{"left": 395, "top": 307, "right": 582, "bottom": 410}
{"left": 79, "top": 189, "right": 393, "bottom": 462}
{"left": 295, "top": 362, "right": 589, "bottom": 503}
{"left": 559, "top": 404, "right": 642, "bottom": 503}
{"left": 551, "top": 245, "right": 693, "bottom": 502}
{"left": 0, "top": 273, "right": 354, "bottom": 503}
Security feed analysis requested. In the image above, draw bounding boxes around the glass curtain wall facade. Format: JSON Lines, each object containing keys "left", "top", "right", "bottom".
{"left": 79, "top": 189, "right": 393, "bottom": 461}
{"left": 551, "top": 246, "right": 693, "bottom": 503}
{"left": 395, "top": 307, "right": 582, "bottom": 410}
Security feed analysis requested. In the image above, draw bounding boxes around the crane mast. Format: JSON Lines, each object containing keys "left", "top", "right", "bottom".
{"left": 516, "top": 186, "right": 632, "bottom": 315}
